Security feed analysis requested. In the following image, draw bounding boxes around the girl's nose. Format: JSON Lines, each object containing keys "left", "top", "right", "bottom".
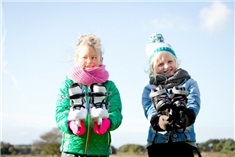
{"left": 164, "top": 63, "right": 169, "bottom": 69}
{"left": 86, "top": 58, "right": 94, "bottom": 67}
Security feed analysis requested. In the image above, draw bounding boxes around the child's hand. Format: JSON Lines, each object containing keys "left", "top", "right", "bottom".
{"left": 68, "top": 120, "right": 86, "bottom": 136}
{"left": 158, "top": 115, "right": 174, "bottom": 131}
{"left": 150, "top": 114, "right": 174, "bottom": 131}
{"left": 94, "top": 118, "right": 110, "bottom": 134}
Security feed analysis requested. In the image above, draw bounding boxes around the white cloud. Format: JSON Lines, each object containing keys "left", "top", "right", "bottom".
{"left": 199, "top": 1, "right": 232, "bottom": 33}
{"left": 149, "top": 15, "right": 190, "bottom": 31}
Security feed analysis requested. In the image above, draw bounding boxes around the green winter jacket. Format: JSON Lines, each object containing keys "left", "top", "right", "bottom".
{"left": 55, "top": 76, "right": 122, "bottom": 156}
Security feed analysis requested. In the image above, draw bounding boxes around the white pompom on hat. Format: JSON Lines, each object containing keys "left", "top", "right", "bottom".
{"left": 146, "top": 33, "right": 176, "bottom": 61}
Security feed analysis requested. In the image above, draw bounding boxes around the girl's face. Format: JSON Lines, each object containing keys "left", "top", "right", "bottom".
{"left": 76, "top": 46, "right": 102, "bottom": 69}
{"left": 154, "top": 51, "right": 177, "bottom": 76}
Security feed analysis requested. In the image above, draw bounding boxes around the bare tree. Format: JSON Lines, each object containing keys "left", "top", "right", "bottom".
{"left": 32, "top": 127, "right": 62, "bottom": 157}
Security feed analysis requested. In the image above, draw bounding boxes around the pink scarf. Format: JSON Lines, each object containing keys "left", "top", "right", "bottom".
{"left": 68, "top": 65, "right": 109, "bottom": 86}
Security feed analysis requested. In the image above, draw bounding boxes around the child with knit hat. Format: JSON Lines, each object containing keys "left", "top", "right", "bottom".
{"left": 142, "top": 33, "right": 201, "bottom": 157}
{"left": 55, "top": 34, "right": 122, "bottom": 157}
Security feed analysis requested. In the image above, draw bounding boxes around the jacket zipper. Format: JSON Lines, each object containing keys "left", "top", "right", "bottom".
{"left": 83, "top": 85, "right": 91, "bottom": 155}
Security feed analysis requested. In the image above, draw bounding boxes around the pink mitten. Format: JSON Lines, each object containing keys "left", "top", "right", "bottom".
{"left": 68, "top": 120, "right": 86, "bottom": 136}
{"left": 94, "top": 118, "right": 111, "bottom": 134}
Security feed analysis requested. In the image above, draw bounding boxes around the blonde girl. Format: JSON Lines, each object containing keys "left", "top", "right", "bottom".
{"left": 142, "top": 33, "right": 201, "bottom": 157}
{"left": 55, "top": 34, "right": 122, "bottom": 157}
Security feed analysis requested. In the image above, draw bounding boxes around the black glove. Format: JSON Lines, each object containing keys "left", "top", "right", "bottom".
{"left": 173, "top": 110, "right": 189, "bottom": 129}
{"left": 150, "top": 114, "right": 174, "bottom": 131}
{"left": 172, "top": 108, "right": 196, "bottom": 130}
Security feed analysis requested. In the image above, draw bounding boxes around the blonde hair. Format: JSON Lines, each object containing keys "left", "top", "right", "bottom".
{"left": 75, "top": 34, "right": 103, "bottom": 63}
{"left": 149, "top": 52, "right": 180, "bottom": 78}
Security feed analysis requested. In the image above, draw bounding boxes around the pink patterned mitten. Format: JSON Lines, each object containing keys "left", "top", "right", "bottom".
{"left": 94, "top": 118, "right": 111, "bottom": 134}
{"left": 68, "top": 120, "right": 86, "bottom": 136}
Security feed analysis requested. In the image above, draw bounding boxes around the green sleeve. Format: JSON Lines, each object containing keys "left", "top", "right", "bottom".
{"left": 55, "top": 77, "right": 74, "bottom": 134}
{"left": 105, "top": 81, "right": 123, "bottom": 131}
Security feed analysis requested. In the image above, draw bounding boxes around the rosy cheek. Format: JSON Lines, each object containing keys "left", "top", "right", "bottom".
{"left": 156, "top": 66, "right": 163, "bottom": 73}
{"left": 90, "top": 61, "right": 98, "bottom": 67}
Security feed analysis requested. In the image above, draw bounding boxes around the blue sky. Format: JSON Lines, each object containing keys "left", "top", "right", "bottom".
{"left": 1, "top": 1, "right": 234, "bottom": 148}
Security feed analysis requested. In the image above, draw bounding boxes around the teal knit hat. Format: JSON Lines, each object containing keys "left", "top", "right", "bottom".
{"left": 146, "top": 33, "right": 176, "bottom": 61}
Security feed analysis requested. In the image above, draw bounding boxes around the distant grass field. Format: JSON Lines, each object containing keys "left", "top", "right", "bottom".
{"left": 2, "top": 152, "right": 235, "bottom": 157}
{"left": 110, "top": 152, "right": 235, "bottom": 157}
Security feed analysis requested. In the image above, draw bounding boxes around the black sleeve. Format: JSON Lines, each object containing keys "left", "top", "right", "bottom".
{"left": 185, "top": 109, "right": 196, "bottom": 127}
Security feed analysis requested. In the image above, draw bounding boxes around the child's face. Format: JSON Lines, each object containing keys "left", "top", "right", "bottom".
{"left": 154, "top": 51, "right": 177, "bottom": 76}
{"left": 76, "top": 46, "right": 102, "bottom": 69}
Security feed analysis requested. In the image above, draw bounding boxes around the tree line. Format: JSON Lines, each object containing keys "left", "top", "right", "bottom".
{"left": 1, "top": 128, "right": 235, "bottom": 156}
